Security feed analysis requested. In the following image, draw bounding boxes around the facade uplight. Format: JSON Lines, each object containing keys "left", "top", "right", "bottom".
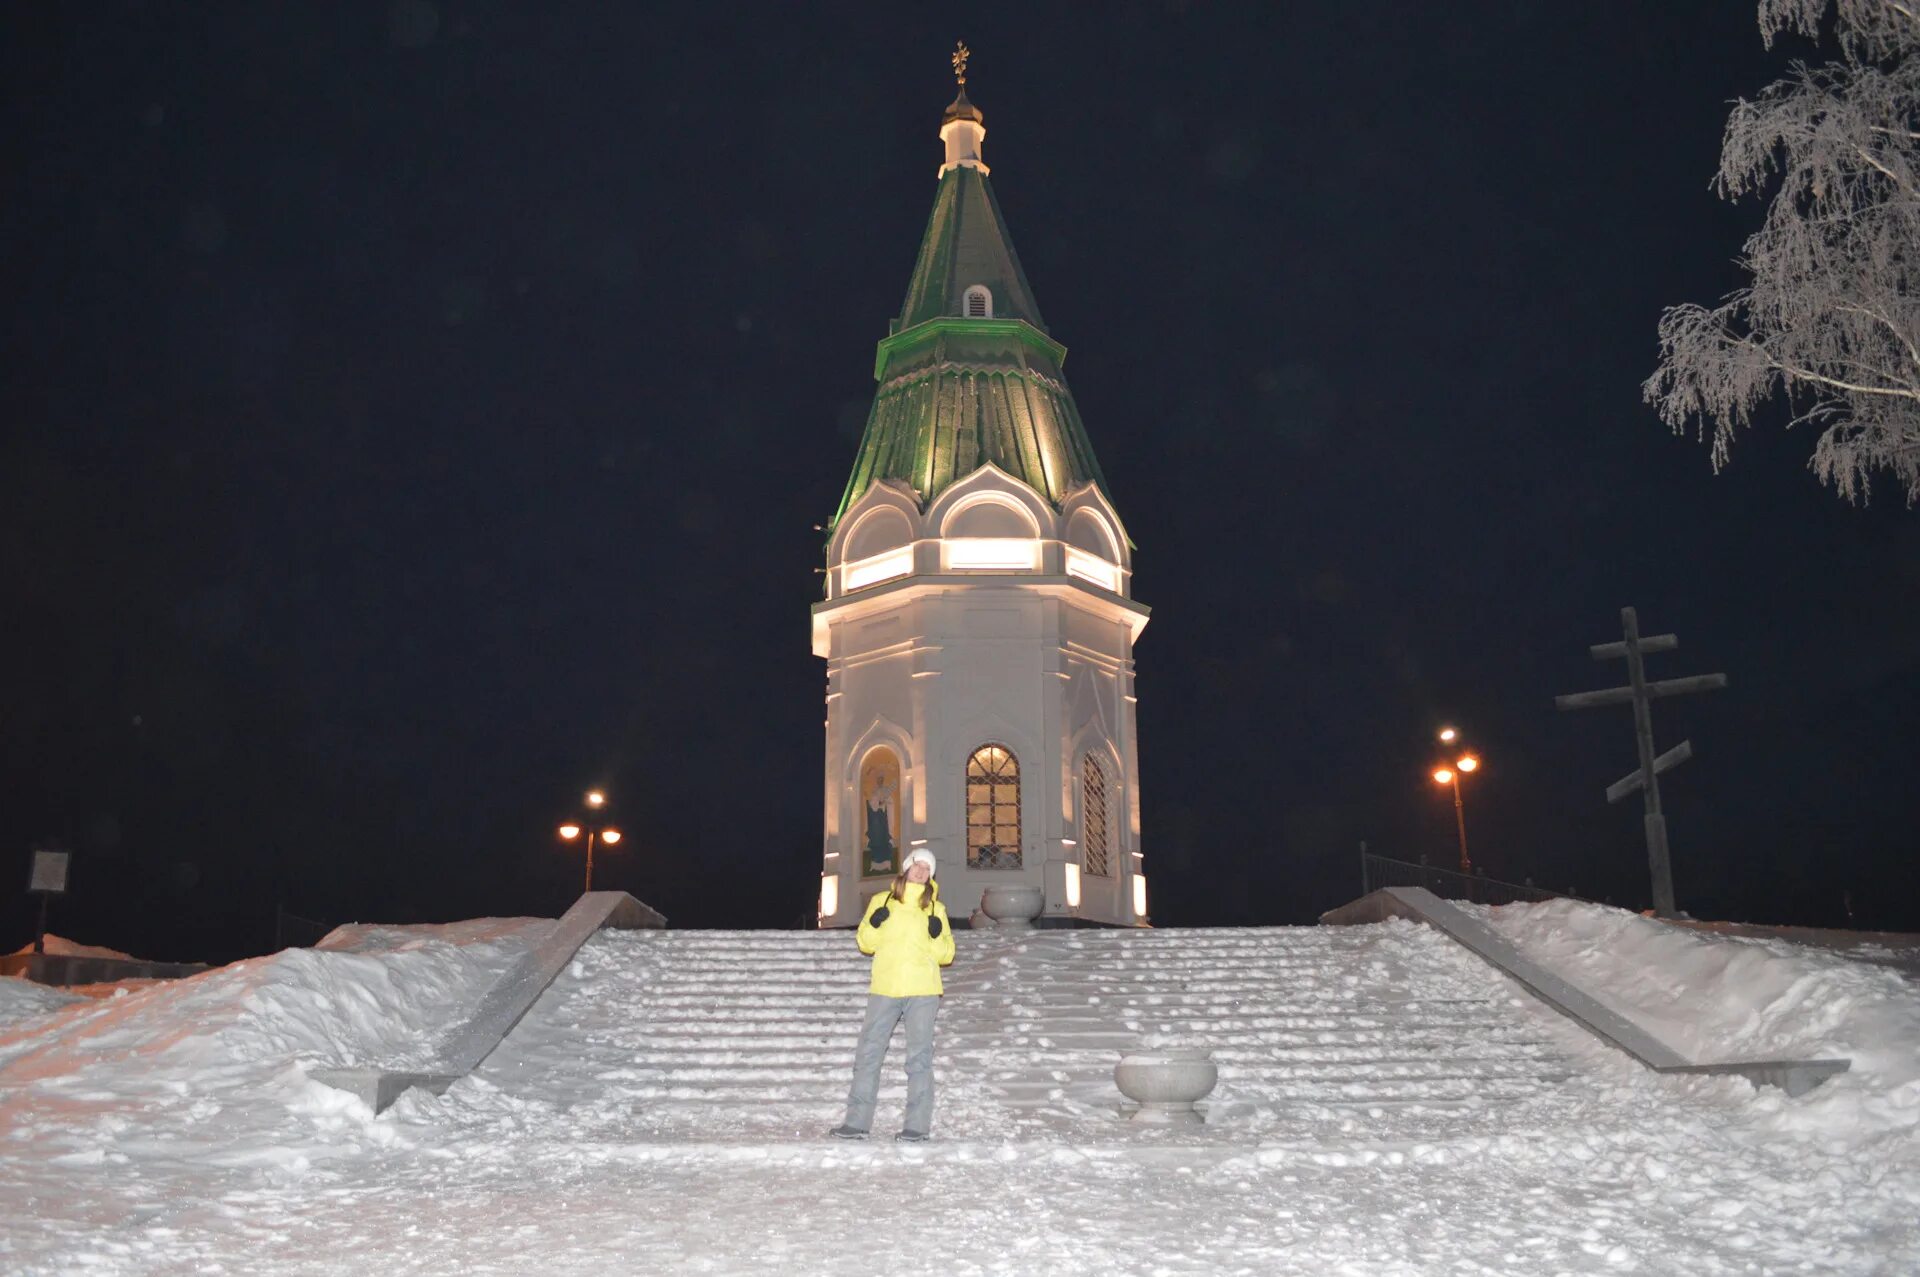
{"left": 1064, "top": 547, "right": 1120, "bottom": 592}
{"left": 1131, "top": 874, "right": 1148, "bottom": 919}
{"left": 819, "top": 874, "right": 839, "bottom": 919}
{"left": 944, "top": 538, "right": 1040, "bottom": 571}
{"left": 1064, "top": 861, "right": 1082, "bottom": 908}
{"left": 844, "top": 546, "right": 914, "bottom": 591}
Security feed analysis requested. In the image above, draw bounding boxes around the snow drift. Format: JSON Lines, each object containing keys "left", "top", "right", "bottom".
{"left": 1475, "top": 898, "right": 1920, "bottom": 1139}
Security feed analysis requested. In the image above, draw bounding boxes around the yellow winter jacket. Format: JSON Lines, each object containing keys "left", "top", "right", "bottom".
{"left": 856, "top": 882, "right": 956, "bottom": 997}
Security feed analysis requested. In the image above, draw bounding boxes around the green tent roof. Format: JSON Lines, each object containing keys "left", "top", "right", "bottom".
{"left": 833, "top": 161, "right": 1112, "bottom": 528}
{"left": 896, "top": 165, "right": 1045, "bottom": 332}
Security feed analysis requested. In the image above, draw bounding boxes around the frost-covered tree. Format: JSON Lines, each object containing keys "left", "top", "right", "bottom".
{"left": 1646, "top": 0, "right": 1920, "bottom": 503}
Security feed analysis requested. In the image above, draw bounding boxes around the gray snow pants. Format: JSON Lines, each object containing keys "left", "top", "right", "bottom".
{"left": 841, "top": 993, "right": 939, "bottom": 1135}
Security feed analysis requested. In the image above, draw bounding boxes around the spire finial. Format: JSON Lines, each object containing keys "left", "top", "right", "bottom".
{"left": 939, "top": 40, "right": 986, "bottom": 171}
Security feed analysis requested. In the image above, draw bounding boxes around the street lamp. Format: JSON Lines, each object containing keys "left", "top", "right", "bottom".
{"left": 1430, "top": 752, "right": 1480, "bottom": 874}
{"left": 557, "top": 791, "right": 621, "bottom": 893}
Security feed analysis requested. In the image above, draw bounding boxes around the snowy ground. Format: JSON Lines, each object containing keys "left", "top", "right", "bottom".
{"left": 2, "top": 903, "right": 1917, "bottom": 1275}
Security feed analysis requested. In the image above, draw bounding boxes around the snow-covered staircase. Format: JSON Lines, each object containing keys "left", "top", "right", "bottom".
{"left": 476, "top": 919, "right": 1587, "bottom": 1144}
{"left": 975, "top": 927, "right": 1574, "bottom": 1115}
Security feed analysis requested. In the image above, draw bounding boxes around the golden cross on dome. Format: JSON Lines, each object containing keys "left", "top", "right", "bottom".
{"left": 952, "top": 41, "right": 971, "bottom": 87}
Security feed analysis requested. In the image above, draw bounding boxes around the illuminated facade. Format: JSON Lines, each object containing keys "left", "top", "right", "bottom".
{"left": 815, "top": 69, "right": 1149, "bottom": 928}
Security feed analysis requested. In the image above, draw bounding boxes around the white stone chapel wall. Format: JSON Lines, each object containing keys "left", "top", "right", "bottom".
{"left": 816, "top": 470, "right": 1147, "bottom": 928}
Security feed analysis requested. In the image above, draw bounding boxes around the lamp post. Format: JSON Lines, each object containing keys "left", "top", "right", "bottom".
{"left": 558, "top": 790, "right": 621, "bottom": 893}
{"left": 1430, "top": 741, "right": 1480, "bottom": 875}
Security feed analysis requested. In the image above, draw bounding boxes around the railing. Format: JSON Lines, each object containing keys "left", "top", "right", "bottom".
{"left": 1359, "top": 852, "right": 1592, "bottom": 908}
{"left": 274, "top": 906, "right": 337, "bottom": 950}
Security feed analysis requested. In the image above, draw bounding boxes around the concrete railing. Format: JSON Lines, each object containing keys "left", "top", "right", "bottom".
{"left": 1321, "top": 888, "right": 1850, "bottom": 1097}
{"left": 312, "top": 891, "right": 666, "bottom": 1112}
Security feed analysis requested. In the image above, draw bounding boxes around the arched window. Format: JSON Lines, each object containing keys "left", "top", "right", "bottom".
{"left": 858, "top": 747, "right": 903, "bottom": 878}
{"left": 1081, "top": 755, "right": 1111, "bottom": 877}
{"left": 963, "top": 285, "right": 992, "bottom": 319}
{"left": 965, "top": 744, "right": 1021, "bottom": 869}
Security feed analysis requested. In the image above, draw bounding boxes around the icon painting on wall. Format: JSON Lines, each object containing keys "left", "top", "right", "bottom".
{"left": 859, "top": 748, "right": 901, "bottom": 877}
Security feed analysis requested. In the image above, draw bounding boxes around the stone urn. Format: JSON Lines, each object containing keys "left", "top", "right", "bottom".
{"left": 1114, "top": 1050, "right": 1218, "bottom": 1124}
{"left": 979, "top": 885, "right": 1045, "bottom": 929}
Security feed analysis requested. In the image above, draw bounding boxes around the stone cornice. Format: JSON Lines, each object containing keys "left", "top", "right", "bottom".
{"left": 874, "top": 317, "right": 1068, "bottom": 382}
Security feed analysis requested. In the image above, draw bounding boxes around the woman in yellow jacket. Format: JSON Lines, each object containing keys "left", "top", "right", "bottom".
{"left": 829, "top": 847, "right": 955, "bottom": 1141}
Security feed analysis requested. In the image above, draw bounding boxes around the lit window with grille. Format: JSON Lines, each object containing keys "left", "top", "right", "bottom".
{"left": 965, "top": 744, "right": 1022, "bottom": 869}
{"left": 1081, "top": 755, "right": 1111, "bottom": 877}
{"left": 963, "top": 285, "right": 992, "bottom": 318}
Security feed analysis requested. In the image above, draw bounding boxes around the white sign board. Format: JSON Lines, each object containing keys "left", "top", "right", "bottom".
{"left": 28, "top": 849, "right": 70, "bottom": 894}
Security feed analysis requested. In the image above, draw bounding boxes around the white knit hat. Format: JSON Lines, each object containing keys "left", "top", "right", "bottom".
{"left": 903, "top": 847, "right": 937, "bottom": 876}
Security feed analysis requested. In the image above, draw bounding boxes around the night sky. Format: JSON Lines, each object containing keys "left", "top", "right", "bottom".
{"left": 5, "top": 2, "right": 1918, "bottom": 962}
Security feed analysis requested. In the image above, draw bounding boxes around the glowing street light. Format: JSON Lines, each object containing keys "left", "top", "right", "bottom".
{"left": 557, "top": 791, "right": 620, "bottom": 892}
{"left": 1430, "top": 752, "right": 1481, "bottom": 874}
{"left": 1438, "top": 726, "right": 1459, "bottom": 744}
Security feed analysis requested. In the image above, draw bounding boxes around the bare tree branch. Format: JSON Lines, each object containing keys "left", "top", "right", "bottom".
{"left": 1648, "top": 0, "right": 1920, "bottom": 505}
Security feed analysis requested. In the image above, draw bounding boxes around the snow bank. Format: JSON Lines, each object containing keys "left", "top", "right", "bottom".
{"left": 0, "top": 916, "right": 552, "bottom": 1132}
{"left": 0, "top": 976, "right": 84, "bottom": 1028}
{"left": 7, "top": 934, "right": 136, "bottom": 961}
{"left": 1476, "top": 898, "right": 1920, "bottom": 1140}
{"left": 315, "top": 916, "right": 553, "bottom": 957}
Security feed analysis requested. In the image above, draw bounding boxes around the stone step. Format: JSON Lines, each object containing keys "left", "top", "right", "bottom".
{"left": 620, "top": 988, "right": 1505, "bottom": 1007}
{"left": 987, "top": 1020, "right": 1547, "bottom": 1038}
{"left": 608, "top": 1015, "right": 1547, "bottom": 1034}
{"left": 617, "top": 962, "right": 1413, "bottom": 982}
{"left": 530, "top": 925, "right": 1586, "bottom": 1133}
{"left": 621, "top": 929, "right": 1378, "bottom": 944}
{"left": 1105, "top": 1013, "right": 1520, "bottom": 1029}
{"left": 596, "top": 1043, "right": 1562, "bottom": 1071}
{"left": 604, "top": 1034, "right": 1562, "bottom": 1059}
{"left": 994, "top": 1073, "right": 1565, "bottom": 1098}
{"left": 602, "top": 1074, "right": 1562, "bottom": 1104}
{"left": 1217, "top": 1063, "right": 1572, "bottom": 1083}
{"left": 606, "top": 1052, "right": 1566, "bottom": 1083}
{"left": 600, "top": 1011, "right": 1535, "bottom": 1037}
{"left": 628, "top": 935, "right": 1383, "bottom": 948}
{"left": 623, "top": 970, "right": 1419, "bottom": 989}
{"left": 599, "top": 1039, "right": 1551, "bottom": 1067}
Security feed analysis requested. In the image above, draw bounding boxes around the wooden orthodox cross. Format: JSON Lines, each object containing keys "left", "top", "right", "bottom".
{"left": 1554, "top": 607, "right": 1727, "bottom": 918}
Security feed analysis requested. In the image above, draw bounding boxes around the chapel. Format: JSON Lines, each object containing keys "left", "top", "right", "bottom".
{"left": 815, "top": 48, "right": 1148, "bottom": 928}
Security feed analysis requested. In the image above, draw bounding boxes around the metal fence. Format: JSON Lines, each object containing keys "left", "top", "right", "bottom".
{"left": 1359, "top": 851, "right": 1592, "bottom": 908}
{"left": 274, "top": 906, "right": 337, "bottom": 950}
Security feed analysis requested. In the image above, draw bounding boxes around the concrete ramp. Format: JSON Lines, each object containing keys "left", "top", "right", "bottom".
{"left": 313, "top": 891, "right": 664, "bottom": 1111}
{"left": 1321, "top": 888, "right": 1849, "bottom": 1096}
